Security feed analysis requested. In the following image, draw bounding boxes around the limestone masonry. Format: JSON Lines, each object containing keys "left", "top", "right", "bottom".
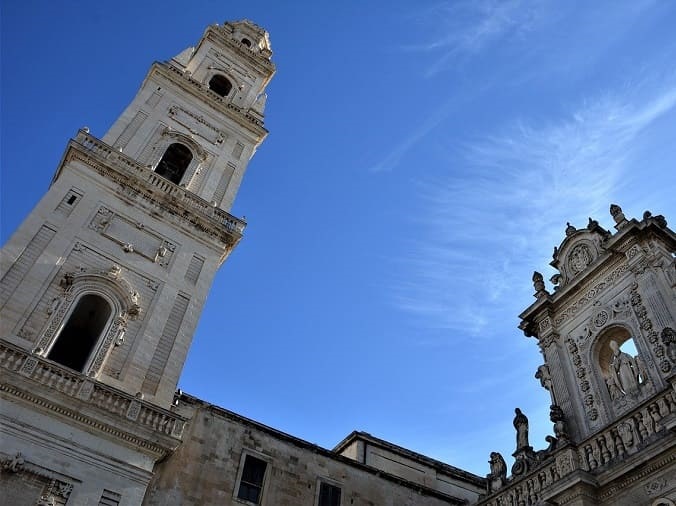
{"left": 1, "top": 20, "right": 674, "bottom": 506}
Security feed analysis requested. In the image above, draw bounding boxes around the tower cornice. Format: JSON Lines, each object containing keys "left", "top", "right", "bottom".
{"left": 54, "top": 130, "right": 245, "bottom": 261}
{"left": 151, "top": 62, "right": 270, "bottom": 140}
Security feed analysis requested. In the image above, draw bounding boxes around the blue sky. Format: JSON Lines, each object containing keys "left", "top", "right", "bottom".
{"left": 2, "top": 1, "right": 675, "bottom": 476}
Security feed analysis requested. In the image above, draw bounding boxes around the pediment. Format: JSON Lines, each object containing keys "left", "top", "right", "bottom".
{"left": 550, "top": 219, "right": 611, "bottom": 288}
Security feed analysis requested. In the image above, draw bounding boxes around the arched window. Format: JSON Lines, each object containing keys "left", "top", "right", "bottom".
{"left": 156, "top": 143, "right": 192, "bottom": 184}
{"left": 241, "top": 38, "right": 252, "bottom": 47}
{"left": 208, "top": 74, "right": 233, "bottom": 97}
{"left": 47, "top": 294, "right": 112, "bottom": 372}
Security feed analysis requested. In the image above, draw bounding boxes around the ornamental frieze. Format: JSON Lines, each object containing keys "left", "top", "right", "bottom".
{"left": 554, "top": 263, "right": 629, "bottom": 326}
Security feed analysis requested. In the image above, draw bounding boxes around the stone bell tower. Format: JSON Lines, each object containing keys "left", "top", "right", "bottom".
{"left": 480, "top": 206, "right": 675, "bottom": 505}
{"left": 0, "top": 20, "right": 274, "bottom": 505}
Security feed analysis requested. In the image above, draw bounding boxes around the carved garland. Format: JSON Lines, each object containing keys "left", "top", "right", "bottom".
{"left": 566, "top": 337, "right": 598, "bottom": 422}
{"left": 629, "top": 283, "right": 670, "bottom": 374}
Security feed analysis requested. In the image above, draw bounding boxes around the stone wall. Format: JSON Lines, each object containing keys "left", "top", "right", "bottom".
{"left": 143, "top": 395, "right": 470, "bottom": 506}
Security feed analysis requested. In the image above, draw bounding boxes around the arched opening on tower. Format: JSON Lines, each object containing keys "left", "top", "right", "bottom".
{"left": 209, "top": 74, "right": 233, "bottom": 97}
{"left": 48, "top": 294, "right": 112, "bottom": 372}
{"left": 156, "top": 143, "right": 193, "bottom": 184}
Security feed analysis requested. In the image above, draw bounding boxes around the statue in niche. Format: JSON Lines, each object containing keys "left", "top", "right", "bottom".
{"left": 487, "top": 452, "right": 507, "bottom": 492}
{"left": 514, "top": 408, "right": 530, "bottom": 450}
{"left": 605, "top": 376, "right": 623, "bottom": 400}
{"left": 609, "top": 340, "right": 640, "bottom": 394}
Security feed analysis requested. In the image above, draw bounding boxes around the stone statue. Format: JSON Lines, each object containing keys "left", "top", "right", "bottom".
{"left": 610, "top": 204, "right": 626, "bottom": 225}
{"left": 513, "top": 408, "right": 530, "bottom": 450}
{"left": 532, "top": 272, "right": 548, "bottom": 298}
{"left": 536, "top": 364, "right": 555, "bottom": 404}
{"left": 487, "top": 451, "right": 507, "bottom": 492}
{"left": 605, "top": 376, "right": 623, "bottom": 400}
{"left": 609, "top": 340, "right": 639, "bottom": 394}
{"left": 550, "top": 405, "right": 569, "bottom": 444}
{"left": 662, "top": 327, "right": 676, "bottom": 363}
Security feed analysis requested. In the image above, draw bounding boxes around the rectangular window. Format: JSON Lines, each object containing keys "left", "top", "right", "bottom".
{"left": 237, "top": 454, "right": 267, "bottom": 504}
{"left": 318, "top": 482, "right": 341, "bottom": 506}
{"left": 98, "top": 489, "right": 121, "bottom": 506}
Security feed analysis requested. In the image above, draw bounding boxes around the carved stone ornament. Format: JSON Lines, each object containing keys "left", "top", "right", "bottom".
{"left": 2, "top": 452, "right": 25, "bottom": 473}
{"left": 487, "top": 452, "right": 507, "bottom": 493}
{"left": 568, "top": 244, "right": 593, "bottom": 274}
{"left": 610, "top": 203, "right": 626, "bottom": 226}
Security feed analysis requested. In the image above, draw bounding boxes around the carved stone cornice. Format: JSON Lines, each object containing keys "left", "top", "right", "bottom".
{"left": 155, "top": 63, "right": 269, "bottom": 138}
{"left": 55, "top": 131, "right": 245, "bottom": 258}
{"left": 0, "top": 340, "right": 186, "bottom": 459}
{"left": 207, "top": 23, "right": 276, "bottom": 73}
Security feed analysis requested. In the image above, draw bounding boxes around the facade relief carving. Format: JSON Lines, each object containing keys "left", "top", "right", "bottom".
{"left": 89, "top": 206, "right": 177, "bottom": 268}
{"left": 168, "top": 104, "right": 226, "bottom": 145}
{"left": 568, "top": 244, "right": 593, "bottom": 274}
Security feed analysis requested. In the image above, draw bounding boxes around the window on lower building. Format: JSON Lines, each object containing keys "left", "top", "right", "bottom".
{"left": 318, "top": 482, "right": 341, "bottom": 506}
{"left": 237, "top": 454, "right": 267, "bottom": 504}
{"left": 47, "top": 294, "right": 112, "bottom": 372}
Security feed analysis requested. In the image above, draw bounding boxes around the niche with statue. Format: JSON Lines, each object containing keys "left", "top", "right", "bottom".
{"left": 595, "top": 326, "right": 653, "bottom": 411}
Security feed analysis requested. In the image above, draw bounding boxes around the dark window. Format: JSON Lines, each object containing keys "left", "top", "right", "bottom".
{"left": 237, "top": 455, "right": 267, "bottom": 504}
{"left": 241, "top": 38, "right": 252, "bottom": 47}
{"left": 156, "top": 143, "right": 192, "bottom": 184}
{"left": 318, "top": 482, "right": 341, "bottom": 506}
{"left": 67, "top": 195, "right": 77, "bottom": 205}
{"left": 47, "top": 294, "right": 112, "bottom": 372}
{"left": 208, "top": 74, "right": 233, "bottom": 97}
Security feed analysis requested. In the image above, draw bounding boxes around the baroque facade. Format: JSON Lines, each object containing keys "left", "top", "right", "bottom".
{"left": 1, "top": 20, "right": 674, "bottom": 506}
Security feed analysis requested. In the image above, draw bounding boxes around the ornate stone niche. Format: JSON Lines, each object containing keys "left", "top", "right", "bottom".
{"left": 592, "top": 325, "right": 654, "bottom": 417}
{"left": 34, "top": 265, "right": 141, "bottom": 377}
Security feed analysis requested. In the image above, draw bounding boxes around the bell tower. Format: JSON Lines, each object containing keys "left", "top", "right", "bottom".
{"left": 0, "top": 20, "right": 274, "bottom": 505}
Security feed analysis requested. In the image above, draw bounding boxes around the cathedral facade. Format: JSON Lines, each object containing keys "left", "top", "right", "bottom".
{"left": 1, "top": 20, "right": 674, "bottom": 506}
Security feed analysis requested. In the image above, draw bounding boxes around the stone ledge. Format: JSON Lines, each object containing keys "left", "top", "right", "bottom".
{"left": 0, "top": 340, "right": 186, "bottom": 459}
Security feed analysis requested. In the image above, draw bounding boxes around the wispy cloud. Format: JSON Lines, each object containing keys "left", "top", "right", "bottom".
{"left": 392, "top": 80, "right": 676, "bottom": 337}
{"left": 408, "top": 0, "right": 546, "bottom": 78}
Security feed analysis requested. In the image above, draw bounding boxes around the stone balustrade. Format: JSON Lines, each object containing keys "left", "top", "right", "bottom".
{"left": 0, "top": 341, "right": 186, "bottom": 441}
{"left": 480, "top": 386, "right": 676, "bottom": 505}
{"left": 73, "top": 130, "right": 246, "bottom": 236}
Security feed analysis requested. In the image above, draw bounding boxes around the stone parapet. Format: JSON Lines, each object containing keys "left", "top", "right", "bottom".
{"left": 0, "top": 340, "right": 186, "bottom": 458}
{"left": 58, "top": 130, "right": 246, "bottom": 251}
{"left": 479, "top": 385, "right": 676, "bottom": 505}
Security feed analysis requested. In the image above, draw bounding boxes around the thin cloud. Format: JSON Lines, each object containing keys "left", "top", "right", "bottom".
{"left": 409, "top": 0, "right": 545, "bottom": 78}
{"left": 392, "top": 81, "right": 676, "bottom": 337}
